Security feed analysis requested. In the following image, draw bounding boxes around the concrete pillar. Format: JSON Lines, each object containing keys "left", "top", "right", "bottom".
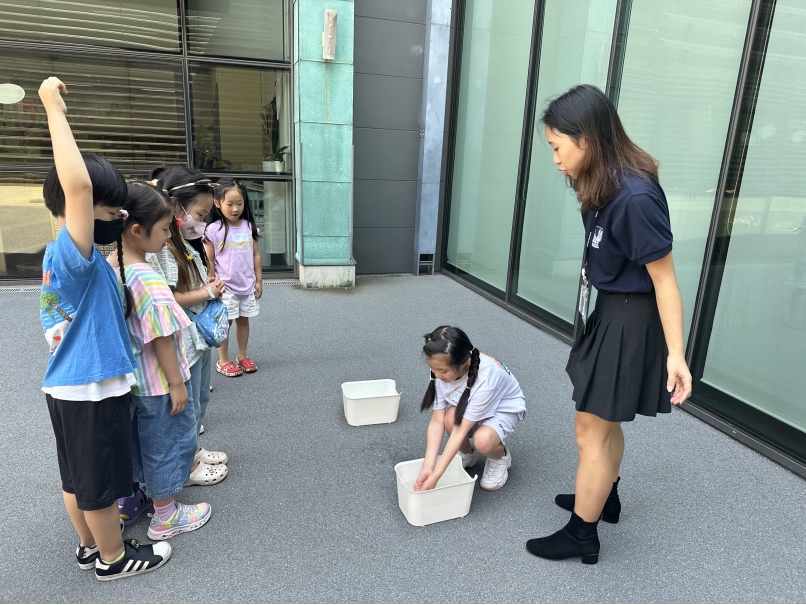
{"left": 293, "top": 0, "right": 355, "bottom": 287}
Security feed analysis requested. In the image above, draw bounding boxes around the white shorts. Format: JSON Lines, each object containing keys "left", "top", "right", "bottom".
{"left": 221, "top": 291, "right": 259, "bottom": 319}
{"left": 473, "top": 410, "right": 525, "bottom": 444}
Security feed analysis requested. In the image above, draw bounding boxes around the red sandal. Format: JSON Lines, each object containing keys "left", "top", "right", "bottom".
{"left": 237, "top": 357, "right": 257, "bottom": 373}
{"left": 216, "top": 361, "right": 243, "bottom": 377}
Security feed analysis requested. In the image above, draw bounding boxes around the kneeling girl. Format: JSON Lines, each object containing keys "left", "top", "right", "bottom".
{"left": 414, "top": 326, "right": 526, "bottom": 492}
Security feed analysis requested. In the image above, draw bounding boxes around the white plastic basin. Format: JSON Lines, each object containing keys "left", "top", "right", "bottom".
{"left": 341, "top": 379, "right": 401, "bottom": 426}
{"left": 394, "top": 455, "right": 477, "bottom": 526}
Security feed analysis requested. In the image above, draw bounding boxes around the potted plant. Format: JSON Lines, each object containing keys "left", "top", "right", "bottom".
{"left": 264, "top": 146, "right": 290, "bottom": 173}
{"left": 196, "top": 144, "right": 221, "bottom": 170}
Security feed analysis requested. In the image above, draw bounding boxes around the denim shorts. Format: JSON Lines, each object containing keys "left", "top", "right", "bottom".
{"left": 188, "top": 349, "right": 212, "bottom": 439}
{"left": 131, "top": 380, "right": 196, "bottom": 500}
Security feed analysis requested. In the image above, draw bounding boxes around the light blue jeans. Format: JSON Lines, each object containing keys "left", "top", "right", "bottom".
{"left": 189, "top": 348, "right": 212, "bottom": 443}
{"left": 131, "top": 380, "right": 196, "bottom": 500}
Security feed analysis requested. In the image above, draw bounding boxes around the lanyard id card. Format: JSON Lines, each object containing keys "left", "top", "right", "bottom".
{"left": 578, "top": 211, "right": 599, "bottom": 325}
{"left": 578, "top": 269, "right": 591, "bottom": 321}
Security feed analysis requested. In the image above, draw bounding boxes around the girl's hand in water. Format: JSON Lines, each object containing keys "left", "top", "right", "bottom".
{"left": 169, "top": 381, "right": 189, "bottom": 416}
{"left": 413, "top": 468, "right": 434, "bottom": 492}
{"left": 39, "top": 77, "right": 68, "bottom": 114}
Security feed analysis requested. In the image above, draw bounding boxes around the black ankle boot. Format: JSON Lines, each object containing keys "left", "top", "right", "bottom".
{"left": 555, "top": 477, "right": 621, "bottom": 523}
{"left": 526, "top": 512, "right": 600, "bottom": 564}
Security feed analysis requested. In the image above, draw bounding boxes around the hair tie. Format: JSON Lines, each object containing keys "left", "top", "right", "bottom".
{"left": 430, "top": 377, "right": 435, "bottom": 381}
{"left": 148, "top": 179, "right": 159, "bottom": 186}
{"left": 117, "top": 209, "right": 129, "bottom": 221}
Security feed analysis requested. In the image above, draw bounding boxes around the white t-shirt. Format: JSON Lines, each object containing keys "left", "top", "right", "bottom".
{"left": 433, "top": 354, "right": 526, "bottom": 422}
{"left": 43, "top": 373, "right": 136, "bottom": 401}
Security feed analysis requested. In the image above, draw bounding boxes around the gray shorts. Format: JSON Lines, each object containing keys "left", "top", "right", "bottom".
{"left": 474, "top": 410, "right": 525, "bottom": 444}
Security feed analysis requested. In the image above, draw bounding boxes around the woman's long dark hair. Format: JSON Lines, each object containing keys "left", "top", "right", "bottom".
{"left": 420, "top": 326, "right": 481, "bottom": 424}
{"left": 149, "top": 166, "right": 213, "bottom": 292}
{"left": 208, "top": 179, "right": 261, "bottom": 250}
{"left": 541, "top": 84, "right": 658, "bottom": 212}
{"left": 119, "top": 182, "right": 174, "bottom": 318}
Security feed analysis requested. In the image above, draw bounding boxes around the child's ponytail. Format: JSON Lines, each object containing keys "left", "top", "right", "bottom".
{"left": 116, "top": 234, "right": 134, "bottom": 319}
{"left": 453, "top": 347, "right": 480, "bottom": 423}
{"left": 420, "top": 370, "right": 438, "bottom": 413}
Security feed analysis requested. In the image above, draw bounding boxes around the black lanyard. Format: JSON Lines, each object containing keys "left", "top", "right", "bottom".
{"left": 581, "top": 210, "right": 600, "bottom": 285}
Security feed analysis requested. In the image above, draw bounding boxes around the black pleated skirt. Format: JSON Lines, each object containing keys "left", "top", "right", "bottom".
{"left": 566, "top": 291, "right": 672, "bottom": 422}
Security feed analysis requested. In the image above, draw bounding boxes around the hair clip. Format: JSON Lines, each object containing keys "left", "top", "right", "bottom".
{"left": 148, "top": 179, "right": 159, "bottom": 186}
{"left": 117, "top": 209, "right": 129, "bottom": 220}
{"left": 169, "top": 179, "right": 219, "bottom": 193}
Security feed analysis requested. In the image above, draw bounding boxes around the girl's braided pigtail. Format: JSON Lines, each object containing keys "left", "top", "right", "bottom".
{"left": 453, "top": 347, "right": 480, "bottom": 423}
{"left": 420, "top": 370, "right": 438, "bottom": 412}
{"left": 116, "top": 235, "right": 134, "bottom": 319}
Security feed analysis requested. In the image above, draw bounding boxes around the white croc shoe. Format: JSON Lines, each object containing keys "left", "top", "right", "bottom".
{"left": 195, "top": 447, "right": 228, "bottom": 465}
{"left": 480, "top": 446, "right": 511, "bottom": 491}
{"left": 184, "top": 462, "right": 228, "bottom": 486}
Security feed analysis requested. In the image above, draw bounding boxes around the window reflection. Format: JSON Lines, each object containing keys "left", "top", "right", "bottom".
{"left": 190, "top": 64, "right": 291, "bottom": 173}
{"left": 0, "top": 49, "right": 186, "bottom": 168}
{"left": 0, "top": 0, "right": 179, "bottom": 52}
{"left": 187, "top": 0, "right": 289, "bottom": 62}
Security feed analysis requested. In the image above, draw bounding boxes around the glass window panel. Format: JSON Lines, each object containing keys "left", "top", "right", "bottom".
{"left": 513, "top": 0, "right": 617, "bottom": 325}
{"left": 189, "top": 64, "right": 291, "bottom": 173}
{"left": 0, "top": 172, "right": 53, "bottom": 277}
{"left": 445, "top": 0, "right": 536, "bottom": 292}
{"left": 0, "top": 1, "right": 179, "bottom": 52}
{"left": 0, "top": 49, "right": 186, "bottom": 168}
{"left": 238, "top": 179, "right": 294, "bottom": 271}
{"left": 187, "top": 0, "right": 289, "bottom": 62}
{"left": 0, "top": 172, "right": 146, "bottom": 278}
{"left": 701, "top": 0, "right": 806, "bottom": 433}
{"left": 616, "top": 0, "right": 753, "bottom": 339}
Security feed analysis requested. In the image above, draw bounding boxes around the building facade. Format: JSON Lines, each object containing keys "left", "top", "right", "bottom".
{"left": 0, "top": 0, "right": 804, "bottom": 475}
{"left": 441, "top": 0, "right": 806, "bottom": 476}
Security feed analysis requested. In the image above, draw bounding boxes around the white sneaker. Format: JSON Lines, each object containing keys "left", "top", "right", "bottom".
{"left": 480, "top": 446, "right": 511, "bottom": 491}
{"left": 458, "top": 447, "right": 479, "bottom": 468}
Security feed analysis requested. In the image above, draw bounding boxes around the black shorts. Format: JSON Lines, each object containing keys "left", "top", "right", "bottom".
{"left": 46, "top": 393, "right": 133, "bottom": 511}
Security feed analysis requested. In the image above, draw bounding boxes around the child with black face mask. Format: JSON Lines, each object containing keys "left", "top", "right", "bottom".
{"left": 38, "top": 76, "right": 171, "bottom": 581}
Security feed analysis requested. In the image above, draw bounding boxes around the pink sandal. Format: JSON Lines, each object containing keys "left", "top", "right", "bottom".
{"left": 237, "top": 357, "right": 257, "bottom": 373}
{"left": 216, "top": 361, "right": 243, "bottom": 377}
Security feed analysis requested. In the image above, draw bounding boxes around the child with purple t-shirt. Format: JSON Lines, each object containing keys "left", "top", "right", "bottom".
{"left": 204, "top": 179, "right": 262, "bottom": 377}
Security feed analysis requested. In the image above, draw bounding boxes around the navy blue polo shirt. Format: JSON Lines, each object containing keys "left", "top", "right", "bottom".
{"left": 583, "top": 173, "right": 673, "bottom": 294}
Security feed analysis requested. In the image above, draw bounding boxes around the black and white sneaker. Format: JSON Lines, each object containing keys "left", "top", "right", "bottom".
{"left": 94, "top": 539, "right": 171, "bottom": 581}
{"left": 76, "top": 544, "right": 100, "bottom": 570}
{"left": 77, "top": 518, "right": 126, "bottom": 570}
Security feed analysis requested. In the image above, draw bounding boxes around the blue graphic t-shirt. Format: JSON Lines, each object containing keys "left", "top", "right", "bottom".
{"left": 40, "top": 227, "right": 136, "bottom": 388}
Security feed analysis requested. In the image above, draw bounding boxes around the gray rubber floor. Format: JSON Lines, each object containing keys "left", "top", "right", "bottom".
{"left": 2, "top": 274, "right": 805, "bottom": 603}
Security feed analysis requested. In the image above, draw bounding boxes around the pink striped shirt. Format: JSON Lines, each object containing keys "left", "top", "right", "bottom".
{"left": 117, "top": 263, "right": 191, "bottom": 396}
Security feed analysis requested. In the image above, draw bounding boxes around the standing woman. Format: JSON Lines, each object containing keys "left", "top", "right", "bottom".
{"left": 525, "top": 85, "right": 692, "bottom": 564}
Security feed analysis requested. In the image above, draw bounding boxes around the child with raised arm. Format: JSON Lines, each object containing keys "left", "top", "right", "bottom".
{"left": 205, "top": 179, "right": 262, "bottom": 377}
{"left": 38, "top": 77, "right": 171, "bottom": 581}
{"left": 415, "top": 326, "right": 527, "bottom": 492}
